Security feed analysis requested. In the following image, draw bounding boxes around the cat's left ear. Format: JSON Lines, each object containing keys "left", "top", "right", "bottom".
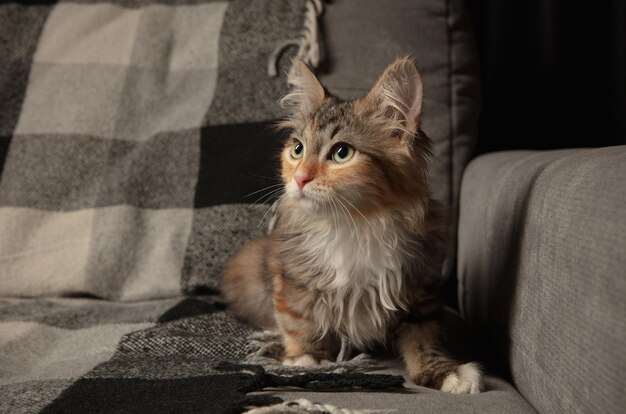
{"left": 281, "top": 59, "right": 326, "bottom": 114}
{"left": 360, "top": 57, "right": 424, "bottom": 141}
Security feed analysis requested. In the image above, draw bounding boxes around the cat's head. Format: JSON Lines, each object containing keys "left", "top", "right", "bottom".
{"left": 277, "top": 57, "right": 432, "bottom": 218}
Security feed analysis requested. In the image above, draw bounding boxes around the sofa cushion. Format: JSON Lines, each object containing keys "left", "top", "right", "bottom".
{"left": 458, "top": 147, "right": 626, "bottom": 414}
{"left": 253, "top": 378, "right": 537, "bottom": 414}
{"left": 319, "top": 0, "right": 480, "bottom": 277}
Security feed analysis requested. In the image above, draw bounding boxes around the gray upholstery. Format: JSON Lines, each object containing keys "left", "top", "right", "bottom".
{"left": 458, "top": 147, "right": 626, "bottom": 414}
{"left": 256, "top": 375, "right": 537, "bottom": 414}
{"left": 318, "top": 0, "right": 480, "bottom": 276}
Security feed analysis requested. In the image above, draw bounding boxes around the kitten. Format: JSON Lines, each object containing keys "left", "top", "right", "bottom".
{"left": 221, "top": 58, "right": 482, "bottom": 394}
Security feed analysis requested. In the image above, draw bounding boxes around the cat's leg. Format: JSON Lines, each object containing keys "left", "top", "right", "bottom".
{"left": 272, "top": 275, "right": 333, "bottom": 366}
{"left": 277, "top": 312, "right": 332, "bottom": 367}
{"left": 396, "top": 321, "right": 483, "bottom": 394}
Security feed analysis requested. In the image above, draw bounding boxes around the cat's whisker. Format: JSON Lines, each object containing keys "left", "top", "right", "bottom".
{"left": 329, "top": 194, "right": 348, "bottom": 233}
{"left": 336, "top": 192, "right": 395, "bottom": 251}
{"left": 328, "top": 194, "right": 340, "bottom": 239}
{"left": 256, "top": 195, "right": 283, "bottom": 229}
{"left": 262, "top": 189, "right": 284, "bottom": 206}
{"left": 323, "top": 196, "right": 332, "bottom": 227}
{"left": 249, "top": 189, "right": 283, "bottom": 206}
{"left": 249, "top": 173, "right": 283, "bottom": 182}
{"left": 244, "top": 183, "right": 284, "bottom": 199}
{"left": 335, "top": 193, "right": 371, "bottom": 227}
{"left": 251, "top": 187, "right": 284, "bottom": 205}
{"left": 335, "top": 193, "right": 374, "bottom": 234}
{"left": 334, "top": 194, "right": 362, "bottom": 252}
{"left": 336, "top": 193, "right": 371, "bottom": 251}
{"left": 332, "top": 199, "right": 341, "bottom": 237}
{"left": 252, "top": 194, "right": 283, "bottom": 231}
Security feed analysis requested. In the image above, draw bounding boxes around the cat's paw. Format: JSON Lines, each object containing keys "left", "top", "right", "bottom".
{"left": 440, "top": 362, "right": 483, "bottom": 394}
{"left": 282, "top": 354, "right": 320, "bottom": 367}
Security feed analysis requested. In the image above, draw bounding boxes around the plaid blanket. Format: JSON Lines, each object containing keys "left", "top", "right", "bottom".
{"left": 0, "top": 1, "right": 408, "bottom": 412}
{"left": 0, "top": 0, "right": 326, "bottom": 301}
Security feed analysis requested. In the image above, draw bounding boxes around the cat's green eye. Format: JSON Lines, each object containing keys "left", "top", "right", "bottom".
{"left": 290, "top": 141, "right": 304, "bottom": 159}
{"left": 331, "top": 144, "right": 355, "bottom": 164}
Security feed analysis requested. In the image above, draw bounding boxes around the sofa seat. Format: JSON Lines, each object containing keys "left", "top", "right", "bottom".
{"left": 251, "top": 371, "right": 537, "bottom": 414}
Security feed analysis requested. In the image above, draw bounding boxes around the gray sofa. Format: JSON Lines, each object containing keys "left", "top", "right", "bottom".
{"left": 459, "top": 148, "right": 626, "bottom": 414}
{"left": 0, "top": 0, "right": 623, "bottom": 413}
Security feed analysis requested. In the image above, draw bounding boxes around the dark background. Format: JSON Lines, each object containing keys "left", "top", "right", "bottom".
{"left": 444, "top": 0, "right": 625, "bottom": 308}
{"left": 466, "top": 0, "right": 625, "bottom": 155}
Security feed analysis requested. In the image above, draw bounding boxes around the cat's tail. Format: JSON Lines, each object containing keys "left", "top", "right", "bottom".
{"left": 221, "top": 236, "right": 277, "bottom": 329}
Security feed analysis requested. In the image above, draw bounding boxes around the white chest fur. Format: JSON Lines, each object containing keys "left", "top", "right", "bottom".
{"left": 291, "top": 214, "right": 416, "bottom": 347}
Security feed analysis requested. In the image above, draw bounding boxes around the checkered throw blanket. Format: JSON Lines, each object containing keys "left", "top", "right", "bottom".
{"left": 0, "top": 0, "right": 325, "bottom": 301}
{"left": 0, "top": 1, "right": 406, "bottom": 412}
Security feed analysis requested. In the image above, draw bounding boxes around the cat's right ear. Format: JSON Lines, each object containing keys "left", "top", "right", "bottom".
{"left": 280, "top": 59, "right": 326, "bottom": 114}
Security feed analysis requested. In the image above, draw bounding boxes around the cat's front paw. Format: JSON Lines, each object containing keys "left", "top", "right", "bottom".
{"left": 282, "top": 354, "right": 332, "bottom": 367}
{"left": 440, "top": 362, "right": 483, "bottom": 394}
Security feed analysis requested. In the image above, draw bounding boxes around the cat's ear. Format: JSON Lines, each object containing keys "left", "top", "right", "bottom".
{"left": 281, "top": 59, "right": 326, "bottom": 114}
{"left": 360, "top": 57, "right": 423, "bottom": 140}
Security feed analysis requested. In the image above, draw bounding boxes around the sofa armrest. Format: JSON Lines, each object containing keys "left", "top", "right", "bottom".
{"left": 457, "top": 147, "right": 626, "bottom": 414}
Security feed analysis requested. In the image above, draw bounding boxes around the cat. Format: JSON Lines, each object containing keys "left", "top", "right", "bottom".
{"left": 221, "top": 57, "right": 483, "bottom": 394}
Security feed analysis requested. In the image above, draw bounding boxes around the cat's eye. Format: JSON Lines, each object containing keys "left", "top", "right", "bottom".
{"left": 331, "top": 144, "right": 355, "bottom": 164}
{"left": 290, "top": 141, "right": 304, "bottom": 159}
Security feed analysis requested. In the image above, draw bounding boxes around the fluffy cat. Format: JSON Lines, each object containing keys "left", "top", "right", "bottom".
{"left": 221, "top": 58, "right": 482, "bottom": 394}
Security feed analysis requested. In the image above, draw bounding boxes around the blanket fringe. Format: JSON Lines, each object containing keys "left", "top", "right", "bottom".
{"left": 268, "top": 0, "right": 324, "bottom": 77}
{"left": 244, "top": 398, "right": 367, "bottom": 414}
{"left": 244, "top": 330, "right": 381, "bottom": 375}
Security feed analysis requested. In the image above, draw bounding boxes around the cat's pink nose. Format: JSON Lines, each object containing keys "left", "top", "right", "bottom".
{"left": 295, "top": 172, "right": 314, "bottom": 190}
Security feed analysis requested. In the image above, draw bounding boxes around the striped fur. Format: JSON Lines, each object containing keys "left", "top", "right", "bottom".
{"left": 222, "top": 58, "right": 483, "bottom": 393}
